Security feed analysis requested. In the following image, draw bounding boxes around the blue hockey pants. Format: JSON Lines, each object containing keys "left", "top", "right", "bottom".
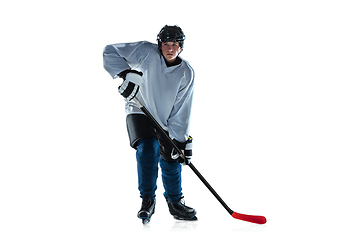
{"left": 136, "top": 138, "right": 182, "bottom": 203}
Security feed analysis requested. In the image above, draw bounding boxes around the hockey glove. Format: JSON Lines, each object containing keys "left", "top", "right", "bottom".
{"left": 171, "top": 136, "right": 193, "bottom": 165}
{"left": 118, "top": 69, "right": 144, "bottom": 101}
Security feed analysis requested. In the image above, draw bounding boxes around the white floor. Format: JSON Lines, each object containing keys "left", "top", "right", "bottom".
{"left": 1, "top": 154, "right": 359, "bottom": 240}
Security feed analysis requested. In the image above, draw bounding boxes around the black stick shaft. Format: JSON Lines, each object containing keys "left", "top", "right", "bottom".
{"left": 133, "top": 98, "right": 184, "bottom": 158}
{"left": 132, "top": 97, "right": 234, "bottom": 215}
{"left": 188, "top": 163, "right": 233, "bottom": 215}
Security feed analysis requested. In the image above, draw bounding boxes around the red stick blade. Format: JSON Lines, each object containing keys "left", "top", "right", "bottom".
{"left": 231, "top": 212, "right": 267, "bottom": 224}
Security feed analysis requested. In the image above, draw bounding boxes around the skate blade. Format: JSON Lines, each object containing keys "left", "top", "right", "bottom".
{"left": 141, "top": 218, "right": 150, "bottom": 224}
{"left": 173, "top": 215, "right": 198, "bottom": 221}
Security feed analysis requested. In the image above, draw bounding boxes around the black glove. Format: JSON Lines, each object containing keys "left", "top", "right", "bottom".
{"left": 171, "top": 136, "right": 193, "bottom": 165}
{"left": 154, "top": 129, "right": 193, "bottom": 165}
{"left": 118, "top": 69, "right": 143, "bottom": 101}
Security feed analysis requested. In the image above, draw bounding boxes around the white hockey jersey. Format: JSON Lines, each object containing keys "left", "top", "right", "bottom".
{"left": 103, "top": 41, "right": 194, "bottom": 143}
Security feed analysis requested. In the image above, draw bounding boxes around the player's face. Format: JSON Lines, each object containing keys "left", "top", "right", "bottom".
{"left": 161, "top": 42, "right": 182, "bottom": 64}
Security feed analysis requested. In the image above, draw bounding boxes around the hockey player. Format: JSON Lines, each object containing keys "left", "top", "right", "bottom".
{"left": 103, "top": 25, "right": 196, "bottom": 224}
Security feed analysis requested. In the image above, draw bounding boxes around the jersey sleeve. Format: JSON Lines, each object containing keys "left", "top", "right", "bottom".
{"left": 103, "top": 41, "right": 152, "bottom": 78}
{"left": 167, "top": 65, "right": 195, "bottom": 143}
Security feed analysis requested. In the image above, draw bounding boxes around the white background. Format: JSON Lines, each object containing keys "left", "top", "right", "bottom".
{"left": 1, "top": 0, "right": 359, "bottom": 239}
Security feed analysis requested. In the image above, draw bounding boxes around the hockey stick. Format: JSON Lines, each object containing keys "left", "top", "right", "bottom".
{"left": 132, "top": 97, "right": 267, "bottom": 224}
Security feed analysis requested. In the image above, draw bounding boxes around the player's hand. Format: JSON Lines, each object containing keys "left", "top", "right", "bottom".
{"left": 171, "top": 136, "right": 193, "bottom": 165}
{"left": 118, "top": 69, "right": 143, "bottom": 101}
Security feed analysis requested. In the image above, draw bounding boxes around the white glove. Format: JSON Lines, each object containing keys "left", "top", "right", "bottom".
{"left": 118, "top": 70, "right": 144, "bottom": 101}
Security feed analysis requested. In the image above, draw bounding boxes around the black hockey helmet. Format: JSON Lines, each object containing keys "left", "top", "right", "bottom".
{"left": 157, "top": 25, "right": 185, "bottom": 53}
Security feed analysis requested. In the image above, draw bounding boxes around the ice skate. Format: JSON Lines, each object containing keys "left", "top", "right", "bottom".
{"left": 164, "top": 194, "right": 197, "bottom": 221}
{"left": 137, "top": 197, "right": 156, "bottom": 224}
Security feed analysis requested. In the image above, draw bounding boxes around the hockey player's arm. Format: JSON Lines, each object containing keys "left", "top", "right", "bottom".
{"left": 167, "top": 74, "right": 194, "bottom": 143}
{"left": 103, "top": 44, "right": 131, "bottom": 78}
{"left": 103, "top": 42, "right": 147, "bottom": 100}
{"left": 167, "top": 82, "right": 194, "bottom": 165}
{"left": 103, "top": 41, "right": 147, "bottom": 79}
